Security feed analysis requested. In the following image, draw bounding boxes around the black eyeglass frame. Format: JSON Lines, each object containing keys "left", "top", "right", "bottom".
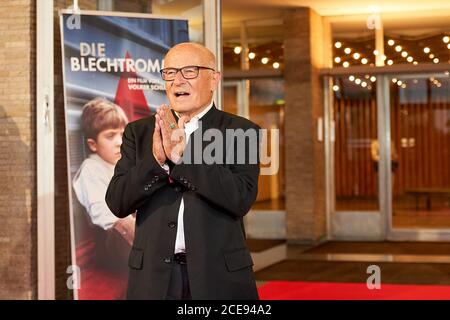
{"left": 160, "top": 65, "right": 216, "bottom": 81}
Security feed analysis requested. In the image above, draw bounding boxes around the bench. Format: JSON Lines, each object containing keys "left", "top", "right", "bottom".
{"left": 406, "top": 188, "right": 450, "bottom": 210}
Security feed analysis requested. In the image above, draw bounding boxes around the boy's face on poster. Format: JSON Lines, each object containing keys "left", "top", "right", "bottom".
{"left": 87, "top": 127, "right": 125, "bottom": 165}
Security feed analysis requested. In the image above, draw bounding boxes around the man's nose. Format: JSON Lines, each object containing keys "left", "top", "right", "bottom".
{"left": 173, "top": 70, "right": 187, "bottom": 84}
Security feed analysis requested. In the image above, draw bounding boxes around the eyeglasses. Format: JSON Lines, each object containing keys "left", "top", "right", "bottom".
{"left": 160, "top": 65, "right": 215, "bottom": 81}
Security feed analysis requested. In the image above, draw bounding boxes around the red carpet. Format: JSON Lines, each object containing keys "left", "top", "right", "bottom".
{"left": 258, "top": 281, "right": 450, "bottom": 300}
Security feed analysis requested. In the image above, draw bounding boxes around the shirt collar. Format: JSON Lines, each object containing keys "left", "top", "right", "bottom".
{"left": 174, "top": 100, "right": 214, "bottom": 122}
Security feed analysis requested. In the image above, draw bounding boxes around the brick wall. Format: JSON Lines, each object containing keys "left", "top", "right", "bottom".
{"left": 0, "top": 0, "right": 37, "bottom": 299}
{"left": 284, "top": 8, "right": 330, "bottom": 243}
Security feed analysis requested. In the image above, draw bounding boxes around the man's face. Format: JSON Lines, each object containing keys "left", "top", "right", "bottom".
{"left": 87, "top": 127, "right": 124, "bottom": 165}
{"left": 163, "top": 48, "right": 220, "bottom": 116}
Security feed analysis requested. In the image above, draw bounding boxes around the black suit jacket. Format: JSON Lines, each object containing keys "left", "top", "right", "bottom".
{"left": 105, "top": 105, "right": 260, "bottom": 300}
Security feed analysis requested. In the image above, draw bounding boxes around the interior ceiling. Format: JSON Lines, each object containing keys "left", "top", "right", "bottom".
{"left": 222, "top": 0, "right": 450, "bottom": 41}
{"left": 222, "top": 0, "right": 450, "bottom": 18}
{"left": 153, "top": 1, "right": 450, "bottom": 43}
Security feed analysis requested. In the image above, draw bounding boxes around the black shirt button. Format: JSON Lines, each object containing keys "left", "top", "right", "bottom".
{"left": 174, "top": 186, "right": 181, "bottom": 192}
{"left": 168, "top": 221, "right": 176, "bottom": 228}
{"left": 164, "top": 257, "right": 171, "bottom": 263}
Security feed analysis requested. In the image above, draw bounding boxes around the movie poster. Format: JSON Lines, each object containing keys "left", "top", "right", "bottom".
{"left": 60, "top": 10, "right": 189, "bottom": 300}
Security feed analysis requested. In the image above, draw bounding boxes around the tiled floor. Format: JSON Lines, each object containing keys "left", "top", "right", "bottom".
{"left": 250, "top": 240, "right": 450, "bottom": 285}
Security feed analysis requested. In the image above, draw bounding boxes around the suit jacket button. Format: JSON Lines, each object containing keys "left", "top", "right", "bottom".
{"left": 164, "top": 257, "right": 171, "bottom": 263}
{"left": 174, "top": 186, "right": 181, "bottom": 192}
{"left": 168, "top": 221, "right": 176, "bottom": 228}
{"left": 191, "top": 186, "right": 196, "bottom": 191}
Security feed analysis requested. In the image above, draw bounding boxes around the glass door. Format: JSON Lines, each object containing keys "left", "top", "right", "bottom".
{"left": 326, "top": 74, "right": 384, "bottom": 240}
{"left": 386, "top": 72, "right": 450, "bottom": 240}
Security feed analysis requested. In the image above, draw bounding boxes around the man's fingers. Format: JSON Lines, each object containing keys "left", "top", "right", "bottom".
{"left": 178, "top": 115, "right": 190, "bottom": 130}
{"left": 154, "top": 115, "right": 162, "bottom": 133}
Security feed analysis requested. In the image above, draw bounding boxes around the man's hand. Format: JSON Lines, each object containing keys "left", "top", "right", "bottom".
{"left": 153, "top": 112, "right": 166, "bottom": 166}
{"left": 113, "top": 215, "right": 135, "bottom": 246}
{"left": 157, "top": 105, "right": 189, "bottom": 164}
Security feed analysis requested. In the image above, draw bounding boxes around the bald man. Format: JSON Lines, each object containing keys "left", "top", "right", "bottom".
{"left": 106, "top": 43, "right": 260, "bottom": 300}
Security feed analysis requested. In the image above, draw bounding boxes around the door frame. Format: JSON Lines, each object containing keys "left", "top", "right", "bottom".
{"left": 322, "top": 65, "right": 450, "bottom": 241}
{"left": 383, "top": 72, "right": 450, "bottom": 241}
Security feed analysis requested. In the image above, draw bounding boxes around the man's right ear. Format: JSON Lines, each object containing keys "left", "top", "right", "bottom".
{"left": 86, "top": 138, "right": 97, "bottom": 152}
{"left": 211, "top": 71, "right": 222, "bottom": 92}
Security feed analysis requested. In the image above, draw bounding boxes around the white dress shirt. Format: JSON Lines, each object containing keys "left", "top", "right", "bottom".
{"left": 165, "top": 101, "right": 213, "bottom": 253}
{"left": 73, "top": 153, "right": 119, "bottom": 230}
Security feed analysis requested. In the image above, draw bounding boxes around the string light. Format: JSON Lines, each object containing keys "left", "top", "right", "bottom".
{"left": 447, "top": 43, "right": 450, "bottom": 49}
{"left": 333, "top": 85, "right": 340, "bottom": 91}
{"left": 355, "top": 78, "right": 361, "bottom": 85}
{"left": 392, "top": 78, "right": 398, "bottom": 83}
{"left": 349, "top": 75, "right": 355, "bottom": 81}
{"left": 243, "top": 36, "right": 445, "bottom": 72}
{"left": 370, "top": 76, "right": 376, "bottom": 82}
{"left": 361, "top": 81, "right": 367, "bottom": 88}
{"left": 272, "top": 62, "right": 280, "bottom": 69}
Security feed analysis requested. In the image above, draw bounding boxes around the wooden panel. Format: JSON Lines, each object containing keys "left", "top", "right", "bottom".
{"left": 334, "top": 93, "right": 450, "bottom": 197}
